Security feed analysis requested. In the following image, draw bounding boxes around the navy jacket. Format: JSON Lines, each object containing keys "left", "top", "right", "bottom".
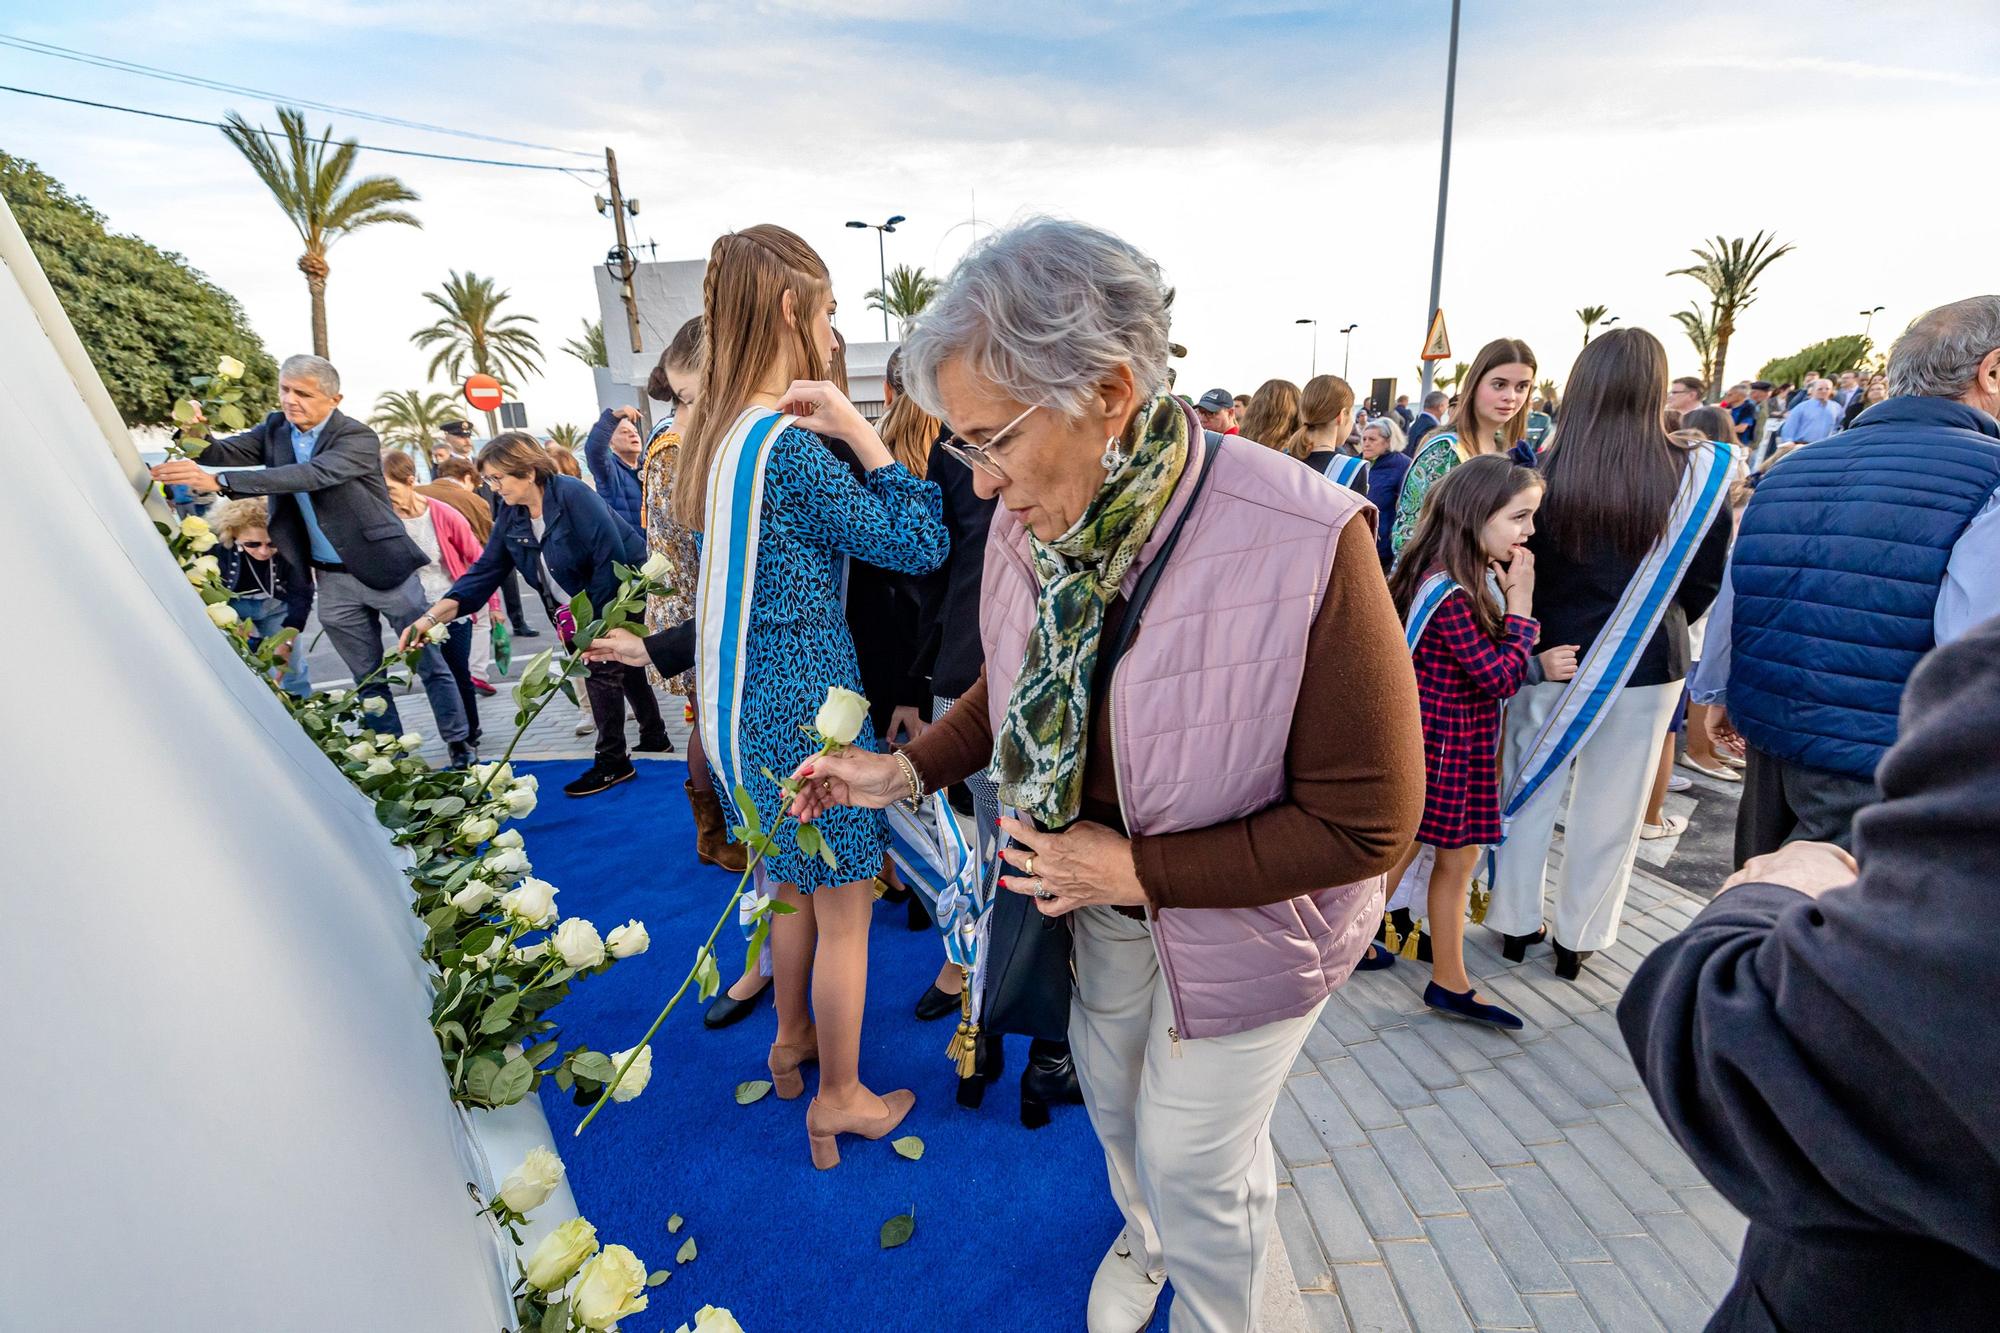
{"left": 445, "top": 473, "right": 643, "bottom": 621}
{"left": 217, "top": 545, "right": 314, "bottom": 632}
{"left": 1365, "top": 451, "right": 1413, "bottom": 567}
{"left": 1619, "top": 616, "right": 2000, "bottom": 1332}
{"left": 1408, "top": 412, "right": 1440, "bottom": 451}
{"left": 1730, "top": 397, "right": 2000, "bottom": 779}
{"left": 202, "top": 409, "right": 427, "bottom": 591}
{"left": 583, "top": 410, "right": 646, "bottom": 536}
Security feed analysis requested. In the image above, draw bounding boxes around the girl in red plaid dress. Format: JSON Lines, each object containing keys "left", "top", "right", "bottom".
{"left": 1376, "top": 457, "right": 1578, "bottom": 1028}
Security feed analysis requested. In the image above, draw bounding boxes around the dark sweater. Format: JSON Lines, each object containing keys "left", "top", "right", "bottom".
{"left": 216, "top": 545, "right": 313, "bottom": 631}
{"left": 905, "top": 518, "right": 1425, "bottom": 911}
{"left": 1618, "top": 614, "right": 2000, "bottom": 1331}
{"left": 913, "top": 442, "right": 999, "bottom": 700}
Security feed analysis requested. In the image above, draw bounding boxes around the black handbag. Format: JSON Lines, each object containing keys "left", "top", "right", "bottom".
{"left": 977, "top": 430, "right": 1224, "bottom": 1046}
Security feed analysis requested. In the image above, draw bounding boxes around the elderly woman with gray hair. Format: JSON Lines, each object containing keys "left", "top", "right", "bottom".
{"left": 788, "top": 218, "right": 1423, "bottom": 1332}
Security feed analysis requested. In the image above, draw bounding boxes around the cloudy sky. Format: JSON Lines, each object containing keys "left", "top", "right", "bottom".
{"left": 5, "top": 1, "right": 1995, "bottom": 429}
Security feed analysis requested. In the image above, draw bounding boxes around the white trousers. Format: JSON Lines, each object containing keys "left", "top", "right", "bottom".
{"left": 468, "top": 608, "right": 492, "bottom": 677}
{"left": 1488, "top": 679, "right": 1680, "bottom": 952}
{"left": 1069, "top": 905, "right": 1324, "bottom": 1333}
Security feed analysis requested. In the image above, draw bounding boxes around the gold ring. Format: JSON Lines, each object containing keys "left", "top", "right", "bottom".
{"left": 1024, "top": 852, "right": 1036, "bottom": 876}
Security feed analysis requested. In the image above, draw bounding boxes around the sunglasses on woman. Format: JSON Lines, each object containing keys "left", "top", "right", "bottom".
{"left": 937, "top": 404, "right": 1037, "bottom": 482}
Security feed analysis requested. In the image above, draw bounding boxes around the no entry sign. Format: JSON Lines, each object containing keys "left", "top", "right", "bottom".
{"left": 463, "top": 374, "right": 503, "bottom": 413}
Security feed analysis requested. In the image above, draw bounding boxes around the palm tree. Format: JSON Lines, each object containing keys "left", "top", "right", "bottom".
{"left": 545, "top": 423, "right": 584, "bottom": 451}
{"left": 370, "top": 389, "right": 456, "bottom": 457}
{"left": 411, "top": 271, "right": 543, "bottom": 433}
{"left": 562, "top": 319, "right": 607, "bottom": 368}
{"left": 1436, "top": 360, "right": 1471, "bottom": 393}
{"left": 864, "top": 264, "right": 941, "bottom": 336}
{"left": 221, "top": 106, "right": 421, "bottom": 358}
{"left": 1577, "top": 305, "right": 1610, "bottom": 347}
{"left": 1671, "top": 303, "right": 1721, "bottom": 391}
{"left": 1669, "top": 231, "right": 1794, "bottom": 400}
{"left": 1536, "top": 378, "right": 1559, "bottom": 410}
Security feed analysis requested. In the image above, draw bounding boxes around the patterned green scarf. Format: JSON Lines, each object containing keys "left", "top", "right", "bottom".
{"left": 993, "top": 395, "right": 1191, "bottom": 828}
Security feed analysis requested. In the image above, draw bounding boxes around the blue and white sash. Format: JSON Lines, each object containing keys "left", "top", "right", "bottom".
{"left": 1322, "top": 453, "right": 1367, "bottom": 491}
{"left": 1497, "top": 439, "right": 1733, "bottom": 831}
{"left": 696, "top": 407, "right": 793, "bottom": 960}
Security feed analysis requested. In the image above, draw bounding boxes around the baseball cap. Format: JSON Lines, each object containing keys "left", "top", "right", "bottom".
{"left": 1195, "top": 388, "right": 1234, "bottom": 413}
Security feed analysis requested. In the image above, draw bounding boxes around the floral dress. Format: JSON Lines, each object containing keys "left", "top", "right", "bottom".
{"left": 641, "top": 424, "right": 700, "bottom": 695}
{"left": 1390, "top": 431, "right": 1464, "bottom": 559}
{"left": 708, "top": 425, "right": 947, "bottom": 890}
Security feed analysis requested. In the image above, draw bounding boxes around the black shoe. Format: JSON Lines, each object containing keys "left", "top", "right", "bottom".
{"left": 1424, "top": 981, "right": 1524, "bottom": 1030}
{"left": 956, "top": 1030, "right": 1005, "bottom": 1109}
{"left": 634, "top": 732, "right": 675, "bottom": 754}
{"left": 703, "top": 980, "right": 768, "bottom": 1030}
{"left": 1501, "top": 927, "right": 1548, "bottom": 963}
{"left": 915, "top": 983, "right": 963, "bottom": 1022}
{"left": 516, "top": 627, "right": 543, "bottom": 639}
{"left": 1021, "top": 1038, "right": 1083, "bottom": 1129}
{"left": 564, "top": 762, "right": 636, "bottom": 797}
{"left": 1353, "top": 941, "right": 1397, "bottom": 971}
{"left": 906, "top": 893, "right": 932, "bottom": 932}
{"left": 1552, "top": 944, "right": 1593, "bottom": 981}
{"left": 446, "top": 740, "right": 478, "bottom": 769}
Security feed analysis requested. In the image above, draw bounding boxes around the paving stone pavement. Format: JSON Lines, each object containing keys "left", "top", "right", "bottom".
{"left": 1275, "top": 855, "right": 1744, "bottom": 1332}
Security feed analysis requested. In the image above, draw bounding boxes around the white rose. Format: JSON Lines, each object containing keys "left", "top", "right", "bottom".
{"left": 469, "top": 935, "right": 506, "bottom": 970}
{"left": 458, "top": 816, "right": 499, "bottom": 845}
{"left": 554, "top": 917, "right": 606, "bottom": 969}
{"left": 492, "top": 828, "right": 525, "bottom": 849}
{"left": 325, "top": 689, "right": 347, "bottom": 702}
{"left": 187, "top": 530, "right": 218, "bottom": 553}
{"left": 204, "top": 602, "right": 239, "bottom": 629}
{"left": 505, "top": 786, "right": 538, "bottom": 817}
{"left": 608, "top": 1044, "right": 651, "bottom": 1102}
{"left": 425, "top": 622, "right": 448, "bottom": 644}
{"left": 681, "top": 1308, "right": 745, "bottom": 1333}
{"left": 500, "top": 877, "right": 558, "bottom": 926}
{"left": 605, "top": 920, "right": 650, "bottom": 959}
{"left": 363, "top": 756, "right": 394, "bottom": 777}
{"left": 486, "top": 845, "right": 531, "bottom": 878}
{"left": 215, "top": 354, "right": 246, "bottom": 379}
{"left": 496, "top": 1145, "right": 564, "bottom": 1216}
{"left": 178, "top": 515, "right": 212, "bottom": 540}
{"left": 185, "top": 555, "right": 220, "bottom": 585}
{"left": 640, "top": 551, "right": 673, "bottom": 582}
{"left": 513, "top": 772, "right": 540, "bottom": 794}
{"left": 571, "top": 1243, "right": 648, "bottom": 1331}
{"left": 398, "top": 732, "right": 422, "bottom": 750}
{"left": 345, "top": 741, "right": 374, "bottom": 761}
{"left": 449, "top": 878, "right": 495, "bottom": 914}
{"left": 814, "top": 685, "right": 869, "bottom": 746}
{"left": 362, "top": 695, "right": 388, "bottom": 716}
{"left": 473, "top": 760, "right": 512, "bottom": 786}
{"left": 522, "top": 1216, "right": 597, "bottom": 1292}
{"left": 511, "top": 940, "right": 549, "bottom": 964}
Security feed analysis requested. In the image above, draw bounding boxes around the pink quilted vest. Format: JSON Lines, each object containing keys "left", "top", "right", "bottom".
{"left": 981, "top": 419, "right": 1386, "bottom": 1040}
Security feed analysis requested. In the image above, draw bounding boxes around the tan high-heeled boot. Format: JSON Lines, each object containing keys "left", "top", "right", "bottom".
{"left": 767, "top": 1026, "right": 818, "bottom": 1100}
{"left": 686, "top": 779, "right": 748, "bottom": 872}
{"left": 805, "top": 1089, "right": 916, "bottom": 1170}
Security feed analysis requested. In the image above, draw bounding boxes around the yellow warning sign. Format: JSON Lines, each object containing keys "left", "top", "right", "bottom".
{"left": 1421, "top": 309, "right": 1451, "bottom": 361}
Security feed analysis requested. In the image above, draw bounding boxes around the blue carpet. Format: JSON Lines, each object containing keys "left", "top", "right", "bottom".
{"left": 514, "top": 760, "right": 1173, "bottom": 1332}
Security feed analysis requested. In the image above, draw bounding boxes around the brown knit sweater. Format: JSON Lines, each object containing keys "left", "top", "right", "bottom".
{"left": 904, "top": 518, "right": 1425, "bottom": 911}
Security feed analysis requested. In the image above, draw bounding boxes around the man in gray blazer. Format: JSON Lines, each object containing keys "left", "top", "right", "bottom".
{"left": 152, "top": 354, "right": 473, "bottom": 763}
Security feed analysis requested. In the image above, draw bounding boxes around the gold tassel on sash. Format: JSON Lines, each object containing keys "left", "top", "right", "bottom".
{"left": 943, "top": 970, "right": 979, "bottom": 1077}
{"left": 1399, "top": 920, "right": 1423, "bottom": 961}
{"left": 1381, "top": 916, "right": 1403, "bottom": 954}
{"left": 1469, "top": 883, "right": 1491, "bottom": 925}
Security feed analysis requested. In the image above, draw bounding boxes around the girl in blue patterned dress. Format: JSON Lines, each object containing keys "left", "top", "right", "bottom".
{"left": 674, "top": 224, "right": 947, "bottom": 1167}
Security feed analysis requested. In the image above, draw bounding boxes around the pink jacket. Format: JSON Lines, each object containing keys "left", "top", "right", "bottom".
{"left": 422, "top": 498, "right": 498, "bottom": 614}
{"left": 981, "top": 418, "right": 1384, "bottom": 1040}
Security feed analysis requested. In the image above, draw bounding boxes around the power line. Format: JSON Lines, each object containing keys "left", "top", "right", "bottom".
{"left": 0, "top": 33, "right": 597, "bottom": 160}
{"left": 0, "top": 83, "right": 601, "bottom": 175}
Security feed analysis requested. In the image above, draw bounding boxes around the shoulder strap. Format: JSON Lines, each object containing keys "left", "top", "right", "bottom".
{"left": 1094, "top": 431, "right": 1223, "bottom": 691}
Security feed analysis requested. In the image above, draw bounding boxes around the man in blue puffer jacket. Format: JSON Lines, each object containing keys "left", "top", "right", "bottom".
{"left": 1713, "top": 295, "right": 2000, "bottom": 863}
{"left": 582, "top": 405, "right": 646, "bottom": 535}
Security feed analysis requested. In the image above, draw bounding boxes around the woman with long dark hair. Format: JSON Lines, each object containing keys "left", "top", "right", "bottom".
{"left": 1391, "top": 338, "right": 1538, "bottom": 558}
{"left": 1236, "top": 377, "right": 1302, "bottom": 453}
{"left": 1486, "top": 329, "right": 1734, "bottom": 979}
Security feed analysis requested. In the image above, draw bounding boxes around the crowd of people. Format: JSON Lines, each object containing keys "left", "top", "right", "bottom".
{"left": 146, "top": 228, "right": 2000, "bottom": 1328}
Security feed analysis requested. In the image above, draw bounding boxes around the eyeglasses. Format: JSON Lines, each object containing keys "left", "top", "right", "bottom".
{"left": 937, "top": 404, "right": 1037, "bottom": 481}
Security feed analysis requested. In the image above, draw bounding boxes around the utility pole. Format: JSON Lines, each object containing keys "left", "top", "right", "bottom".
{"left": 604, "top": 147, "right": 643, "bottom": 355}
{"left": 1341, "top": 323, "right": 1360, "bottom": 381}
{"left": 1419, "top": 0, "right": 1461, "bottom": 401}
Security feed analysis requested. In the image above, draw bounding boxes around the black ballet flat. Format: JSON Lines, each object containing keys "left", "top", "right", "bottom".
{"left": 906, "top": 893, "right": 932, "bottom": 932}
{"left": 914, "top": 983, "right": 963, "bottom": 1022}
{"left": 1020, "top": 1038, "right": 1083, "bottom": 1130}
{"left": 1354, "top": 941, "right": 1397, "bottom": 971}
{"left": 1501, "top": 928, "right": 1548, "bottom": 963}
{"left": 1552, "top": 944, "right": 1593, "bottom": 981}
{"left": 702, "top": 982, "right": 767, "bottom": 1030}
{"left": 1424, "top": 981, "right": 1525, "bottom": 1030}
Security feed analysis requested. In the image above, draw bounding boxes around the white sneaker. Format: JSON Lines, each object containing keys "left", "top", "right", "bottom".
{"left": 574, "top": 716, "right": 595, "bottom": 735}
{"left": 1666, "top": 772, "right": 1693, "bottom": 792}
{"left": 1087, "top": 1232, "right": 1163, "bottom": 1333}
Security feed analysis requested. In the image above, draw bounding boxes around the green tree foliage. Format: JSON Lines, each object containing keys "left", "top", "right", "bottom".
{"left": 370, "top": 389, "right": 457, "bottom": 455}
{"left": 1758, "top": 334, "right": 1874, "bottom": 387}
{"left": 1667, "top": 231, "right": 1794, "bottom": 400}
{"left": 864, "top": 264, "right": 941, "bottom": 333}
{"left": 412, "top": 270, "right": 542, "bottom": 433}
{"left": 562, "top": 319, "right": 607, "bottom": 368}
{"left": 1576, "top": 305, "right": 1610, "bottom": 347}
{"left": 1, "top": 151, "right": 278, "bottom": 427}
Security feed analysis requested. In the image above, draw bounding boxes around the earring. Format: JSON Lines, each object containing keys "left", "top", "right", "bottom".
{"left": 1100, "top": 436, "right": 1127, "bottom": 475}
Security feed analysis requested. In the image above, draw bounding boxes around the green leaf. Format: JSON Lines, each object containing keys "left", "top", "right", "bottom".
{"left": 457, "top": 924, "right": 497, "bottom": 957}
{"left": 569, "top": 589, "right": 595, "bottom": 628}
{"left": 734, "top": 1079, "right": 773, "bottom": 1105}
{"left": 492, "top": 1055, "right": 534, "bottom": 1105}
{"left": 431, "top": 796, "right": 467, "bottom": 819}
{"left": 891, "top": 1136, "right": 925, "bottom": 1161}
{"left": 522, "top": 1039, "right": 559, "bottom": 1067}
{"left": 215, "top": 404, "right": 248, "bottom": 430}
{"left": 818, "top": 839, "right": 839, "bottom": 871}
{"left": 477, "top": 991, "right": 521, "bottom": 1034}
{"left": 667, "top": 1213, "right": 684, "bottom": 1234}
{"left": 880, "top": 1211, "right": 916, "bottom": 1249}
{"left": 733, "top": 785, "right": 761, "bottom": 834}
{"left": 554, "top": 1065, "right": 575, "bottom": 1092}
{"left": 794, "top": 822, "right": 823, "bottom": 861}
{"left": 462, "top": 1055, "right": 503, "bottom": 1103}
{"left": 422, "top": 904, "right": 457, "bottom": 933}
{"left": 569, "top": 1050, "right": 617, "bottom": 1083}
{"left": 770, "top": 900, "right": 798, "bottom": 916}
{"left": 646, "top": 1269, "right": 672, "bottom": 1287}
{"left": 676, "top": 1237, "right": 697, "bottom": 1264}
{"left": 694, "top": 948, "right": 722, "bottom": 1002}
{"left": 540, "top": 1296, "right": 567, "bottom": 1333}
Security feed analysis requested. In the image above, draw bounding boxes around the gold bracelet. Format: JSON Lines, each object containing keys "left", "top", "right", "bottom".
{"left": 892, "top": 750, "right": 924, "bottom": 805}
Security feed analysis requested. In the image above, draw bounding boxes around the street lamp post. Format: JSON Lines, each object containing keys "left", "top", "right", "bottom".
{"left": 847, "top": 215, "right": 906, "bottom": 341}
{"left": 1296, "top": 318, "right": 1318, "bottom": 377}
{"left": 1339, "top": 323, "right": 1359, "bottom": 381}
{"left": 1419, "top": 0, "right": 1462, "bottom": 401}
{"left": 1859, "top": 305, "right": 1884, "bottom": 339}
